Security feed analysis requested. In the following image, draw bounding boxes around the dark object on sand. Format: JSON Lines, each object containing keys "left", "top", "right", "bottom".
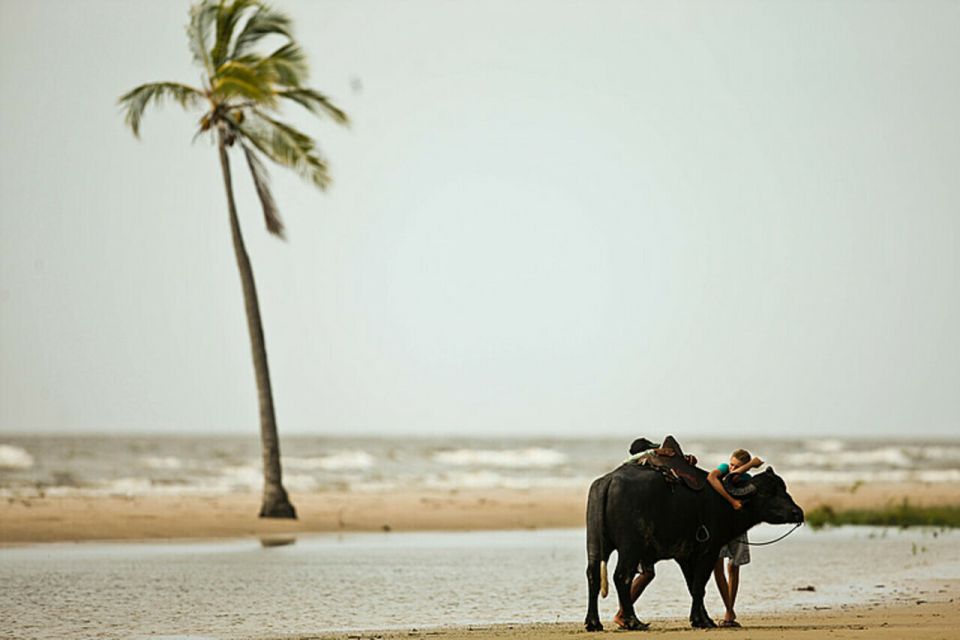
{"left": 795, "top": 585, "right": 816, "bottom": 592}
{"left": 583, "top": 442, "right": 804, "bottom": 632}
{"left": 259, "top": 535, "right": 297, "bottom": 548}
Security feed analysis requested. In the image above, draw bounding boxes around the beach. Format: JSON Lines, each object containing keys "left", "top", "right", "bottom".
{"left": 3, "top": 525, "right": 958, "bottom": 639}
{"left": 1, "top": 482, "right": 958, "bottom": 543}
{"left": 3, "top": 434, "right": 960, "bottom": 543}
{"left": 2, "top": 436, "right": 959, "bottom": 639}
{"left": 307, "top": 600, "right": 960, "bottom": 640}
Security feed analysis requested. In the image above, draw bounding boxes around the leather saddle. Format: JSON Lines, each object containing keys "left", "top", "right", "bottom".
{"left": 637, "top": 435, "right": 706, "bottom": 491}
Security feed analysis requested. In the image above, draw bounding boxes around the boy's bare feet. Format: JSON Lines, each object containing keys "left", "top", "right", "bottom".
{"left": 612, "top": 612, "right": 650, "bottom": 631}
{"left": 720, "top": 610, "right": 739, "bottom": 627}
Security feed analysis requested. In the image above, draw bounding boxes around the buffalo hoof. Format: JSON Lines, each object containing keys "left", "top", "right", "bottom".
{"left": 620, "top": 617, "right": 650, "bottom": 631}
{"left": 690, "top": 617, "right": 717, "bottom": 629}
{"left": 584, "top": 618, "right": 603, "bottom": 632}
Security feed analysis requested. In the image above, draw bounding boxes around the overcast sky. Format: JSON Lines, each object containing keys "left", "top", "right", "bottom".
{"left": 1, "top": 0, "right": 958, "bottom": 438}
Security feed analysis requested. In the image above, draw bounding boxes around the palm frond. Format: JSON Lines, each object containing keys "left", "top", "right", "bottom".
{"left": 279, "top": 88, "right": 349, "bottom": 124}
{"left": 212, "top": 61, "right": 276, "bottom": 105}
{"left": 118, "top": 82, "right": 204, "bottom": 137}
{"left": 211, "top": 0, "right": 258, "bottom": 69}
{"left": 260, "top": 42, "right": 308, "bottom": 88}
{"left": 241, "top": 142, "right": 285, "bottom": 238}
{"left": 240, "top": 111, "right": 330, "bottom": 189}
{"left": 232, "top": 4, "right": 293, "bottom": 59}
{"left": 186, "top": 0, "right": 218, "bottom": 75}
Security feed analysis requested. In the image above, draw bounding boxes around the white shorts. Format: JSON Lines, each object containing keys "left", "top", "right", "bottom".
{"left": 719, "top": 533, "right": 750, "bottom": 566}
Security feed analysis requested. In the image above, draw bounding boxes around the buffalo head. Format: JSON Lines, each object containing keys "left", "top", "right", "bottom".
{"left": 748, "top": 467, "right": 804, "bottom": 524}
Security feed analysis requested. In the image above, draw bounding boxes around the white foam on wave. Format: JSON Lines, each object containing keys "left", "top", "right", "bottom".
{"left": 804, "top": 439, "right": 846, "bottom": 453}
{"left": 212, "top": 465, "right": 320, "bottom": 493}
{"left": 284, "top": 451, "right": 375, "bottom": 471}
{"left": 47, "top": 466, "right": 324, "bottom": 497}
{"left": 781, "top": 468, "right": 960, "bottom": 484}
{"left": 432, "top": 448, "right": 567, "bottom": 468}
{"left": 422, "top": 470, "right": 589, "bottom": 490}
{"left": 140, "top": 456, "right": 184, "bottom": 470}
{"left": 912, "top": 446, "right": 960, "bottom": 462}
{"left": 0, "top": 444, "right": 34, "bottom": 469}
{"left": 784, "top": 446, "right": 914, "bottom": 469}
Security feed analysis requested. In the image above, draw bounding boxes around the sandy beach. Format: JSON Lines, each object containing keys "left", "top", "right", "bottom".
{"left": 304, "top": 599, "right": 959, "bottom": 640}
{"left": 2, "top": 482, "right": 957, "bottom": 544}
{"left": 4, "top": 476, "right": 958, "bottom": 638}
{"left": 3, "top": 521, "right": 957, "bottom": 639}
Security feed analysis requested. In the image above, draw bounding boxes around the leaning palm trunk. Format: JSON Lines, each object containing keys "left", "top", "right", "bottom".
{"left": 217, "top": 130, "right": 295, "bottom": 519}
{"left": 119, "top": 0, "right": 348, "bottom": 519}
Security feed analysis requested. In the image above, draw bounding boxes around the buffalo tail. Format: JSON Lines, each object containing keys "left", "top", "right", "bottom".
{"left": 600, "top": 560, "right": 609, "bottom": 598}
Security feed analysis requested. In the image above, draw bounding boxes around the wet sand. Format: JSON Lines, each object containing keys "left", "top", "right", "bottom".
{"left": 3, "top": 525, "right": 957, "bottom": 639}
{"left": 1, "top": 482, "right": 957, "bottom": 544}
{"left": 303, "top": 599, "right": 958, "bottom": 640}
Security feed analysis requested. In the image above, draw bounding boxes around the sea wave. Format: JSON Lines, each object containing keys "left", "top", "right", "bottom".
{"left": 780, "top": 468, "right": 960, "bottom": 484}
{"left": 432, "top": 448, "right": 567, "bottom": 468}
{"left": 284, "top": 451, "right": 375, "bottom": 471}
{"left": 213, "top": 465, "right": 321, "bottom": 493}
{"left": 783, "top": 447, "right": 914, "bottom": 468}
{"left": 34, "top": 466, "right": 323, "bottom": 497}
{"left": 422, "top": 470, "right": 589, "bottom": 490}
{"left": 804, "top": 439, "right": 846, "bottom": 453}
{"left": 140, "top": 456, "right": 184, "bottom": 470}
{"left": 912, "top": 446, "right": 960, "bottom": 462}
{"left": 0, "top": 444, "right": 34, "bottom": 470}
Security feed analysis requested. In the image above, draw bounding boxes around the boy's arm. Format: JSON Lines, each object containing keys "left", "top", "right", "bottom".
{"left": 730, "top": 456, "right": 764, "bottom": 476}
{"left": 707, "top": 469, "right": 742, "bottom": 510}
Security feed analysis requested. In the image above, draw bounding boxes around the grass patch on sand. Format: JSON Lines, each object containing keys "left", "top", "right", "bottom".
{"left": 806, "top": 500, "right": 960, "bottom": 530}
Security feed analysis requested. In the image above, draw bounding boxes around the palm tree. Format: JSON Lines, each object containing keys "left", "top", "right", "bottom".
{"left": 119, "top": 0, "right": 348, "bottom": 518}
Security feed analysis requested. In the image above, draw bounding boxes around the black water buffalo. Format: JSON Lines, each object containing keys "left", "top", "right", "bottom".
{"left": 584, "top": 463, "right": 804, "bottom": 631}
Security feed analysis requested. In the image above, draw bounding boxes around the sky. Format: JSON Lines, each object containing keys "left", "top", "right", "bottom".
{"left": 1, "top": 0, "right": 958, "bottom": 439}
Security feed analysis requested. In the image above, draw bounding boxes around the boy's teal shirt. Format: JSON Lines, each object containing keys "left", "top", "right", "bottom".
{"left": 718, "top": 462, "right": 752, "bottom": 484}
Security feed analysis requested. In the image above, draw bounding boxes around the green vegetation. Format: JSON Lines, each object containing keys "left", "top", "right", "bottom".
{"left": 806, "top": 501, "right": 960, "bottom": 530}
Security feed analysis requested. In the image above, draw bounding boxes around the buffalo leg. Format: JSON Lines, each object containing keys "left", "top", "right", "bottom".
{"left": 679, "top": 556, "right": 717, "bottom": 628}
{"left": 613, "top": 550, "right": 650, "bottom": 631}
{"left": 584, "top": 554, "right": 605, "bottom": 631}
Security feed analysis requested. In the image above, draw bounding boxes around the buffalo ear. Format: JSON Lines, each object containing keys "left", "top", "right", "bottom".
{"left": 764, "top": 466, "right": 775, "bottom": 475}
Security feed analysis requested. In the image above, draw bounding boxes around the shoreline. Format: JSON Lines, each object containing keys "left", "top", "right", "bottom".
{"left": 2, "top": 482, "right": 958, "bottom": 544}
{"left": 297, "top": 598, "right": 959, "bottom": 640}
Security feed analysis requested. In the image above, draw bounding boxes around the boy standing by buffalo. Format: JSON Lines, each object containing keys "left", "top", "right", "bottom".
{"left": 708, "top": 448, "right": 764, "bottom": 627}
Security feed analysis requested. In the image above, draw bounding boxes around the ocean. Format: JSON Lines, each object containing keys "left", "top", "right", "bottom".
{"left": 1, "top": 435, "right": 959, "bottom": 498}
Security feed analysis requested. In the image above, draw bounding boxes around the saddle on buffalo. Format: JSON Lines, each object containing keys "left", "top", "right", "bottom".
{"left": 634, "top": 435, "right": 706, "bottom": 491}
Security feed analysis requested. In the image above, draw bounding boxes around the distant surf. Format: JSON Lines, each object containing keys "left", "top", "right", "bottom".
{"left": 0, "top": 435, "right": 958, "bottom": 498}
{"left": 0, "top": 445, "right": 34, "bottom": 470}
